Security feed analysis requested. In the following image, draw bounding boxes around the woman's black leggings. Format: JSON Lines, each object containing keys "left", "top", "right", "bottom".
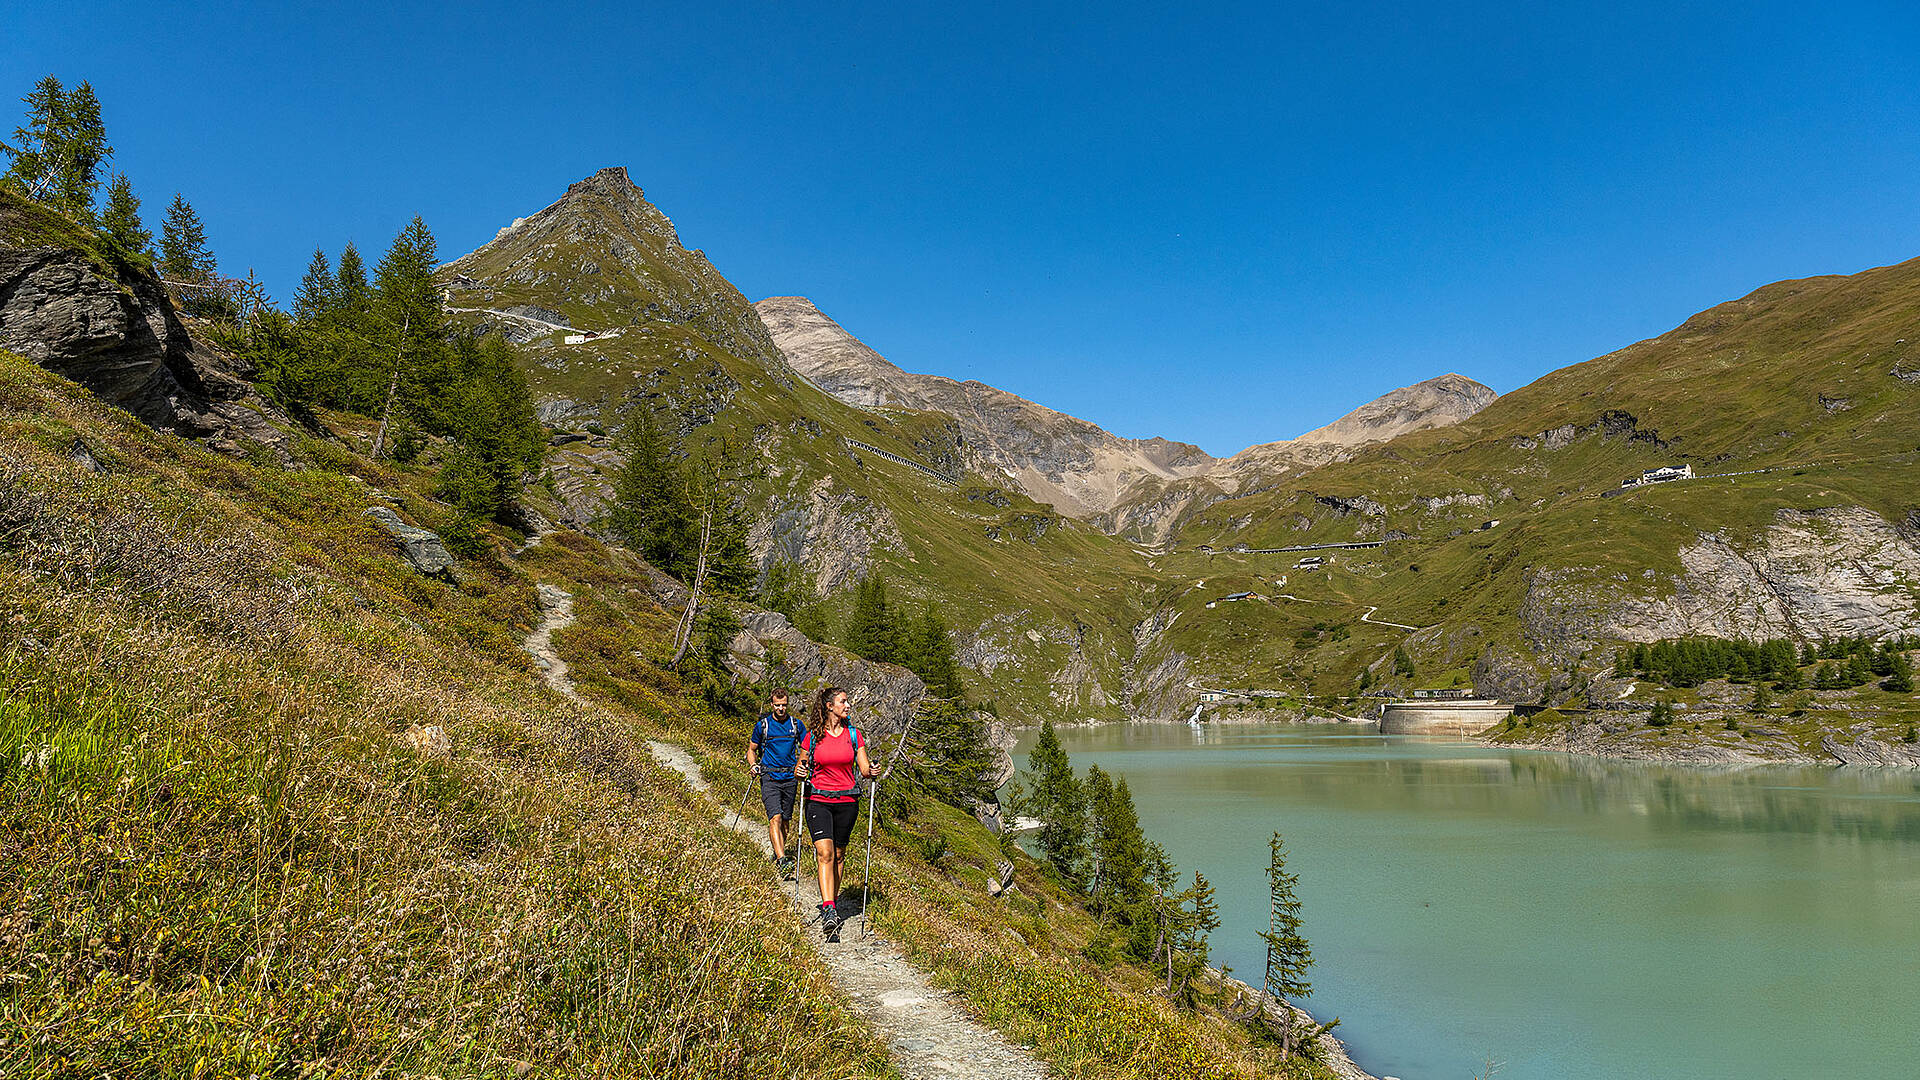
{"left": 804, "top": 798, "right": 859, "bottom": 847}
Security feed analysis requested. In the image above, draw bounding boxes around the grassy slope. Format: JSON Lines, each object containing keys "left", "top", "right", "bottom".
{"left": 1155, "top": 259, "right": 1920, "bottom": 700}
{"left": 440, "top": 184, "right": 1156, "bottom": 725}
{"left": 0, "top": 351, "right": 1341, "bottom": 1079}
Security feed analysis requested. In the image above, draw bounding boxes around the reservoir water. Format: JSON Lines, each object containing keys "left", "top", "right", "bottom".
{"left": 1022, "top": 723, "right": 1920, "bottom": 1079}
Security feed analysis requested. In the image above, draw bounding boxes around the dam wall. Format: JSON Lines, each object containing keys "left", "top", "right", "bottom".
{"left": 1379, "top": 700, "right": 1512, "bottom": 735}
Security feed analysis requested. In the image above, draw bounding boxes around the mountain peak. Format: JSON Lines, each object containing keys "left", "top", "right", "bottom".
{"left": 442, "top": 170, "right": 783, "bottom": 367}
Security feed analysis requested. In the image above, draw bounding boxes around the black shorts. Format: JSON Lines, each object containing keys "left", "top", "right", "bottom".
{"left": 805, "top": 798, "right": 860, "bottom": 848}
{"left": 760, "top": 776, "right": 797, "bottom": 820}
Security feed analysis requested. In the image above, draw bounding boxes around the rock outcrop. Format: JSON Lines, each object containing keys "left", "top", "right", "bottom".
{"left": 0, "top": 196, "right": 284, "bottom": 453}
{"left": 727, "top": 608, "right": 927, "bottom": 739}
{"left": 364, "top": 507, "right": 458, "bottom": 580}
{"left": 1522, "top": 506, "right": 1920, "bottom": 648}
{"left": 1821, "top": 732, "right": 1920, "bottom": 767}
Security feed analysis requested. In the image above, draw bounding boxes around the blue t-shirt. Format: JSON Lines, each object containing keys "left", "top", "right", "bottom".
{"left": 752, "top": 712, "right": 803, "bottom": 779}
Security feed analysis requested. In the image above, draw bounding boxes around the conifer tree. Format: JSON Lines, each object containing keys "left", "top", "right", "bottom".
{"left": 2, "top": 76, "right": 111, "bottom": 215}
{"left": 370, "top": 216, "right": 455, "bottom": 450}
{"left": 609, "top": 410, "right": 698, "bottom": 574}
{"left": 1020, "top": 720, "right": 1087, "bottom": 888}
{"left": 293, "top": 248, "right": 339, "bottom": 321}
{"left": 336, "top": 242, "right": 371, "bottom": 309}
{"left": 1885, "top": 654, "right": 1914, "bottom": 694}
{"left": 158, "top": 194, "right": 230, "bottom": 317}
{"left": 1, "top": 76, "right": 67, "bottom": 200}
{"left": 1092, "top": 773, "right": 1148, "bottom": 914}
{"left": 1257, "top": 831, "right": 1313, "bottom": 1059}
{"left": 759, "top": 558, "right": 808, "bottom": 618}
{"left": 906, "top": 610, "right": 962, "bottom": 697}
{"left": 433, "top": 333, "right": 544, "bottom": 521}
{"left": 1167, "top": 871, "right": 1220, "bottom": 1001}
{"left": 845, "top": 572, "right": 901, "bottom": 663}
{"left": 98, "top": 173, "right": 149, "bottom": 257}
{"left": 51, "top": 81, "right": 108, "bottom": 217}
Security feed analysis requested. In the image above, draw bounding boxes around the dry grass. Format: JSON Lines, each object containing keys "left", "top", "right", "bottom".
{"left": 0, "top": 356, "right": 892, "bottom": 1079}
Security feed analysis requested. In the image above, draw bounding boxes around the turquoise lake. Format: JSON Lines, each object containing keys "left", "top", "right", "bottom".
{"left": 1021, "top": 722, "right": 1920, "bottom": 1080}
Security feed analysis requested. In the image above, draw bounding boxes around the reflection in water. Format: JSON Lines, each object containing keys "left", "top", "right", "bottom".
{"left": 1027, "top": 723, "right": 1920, "bottom": 1080}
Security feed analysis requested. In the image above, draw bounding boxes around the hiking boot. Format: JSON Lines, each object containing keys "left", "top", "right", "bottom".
{"left": 777, "top": 854, "right": 796, "bottom": 879}
{"left": 822, "top": 906, "right": 843, "bottom": 942}
{"left": 817, "top": 902, "right": 834, "bottom": 925}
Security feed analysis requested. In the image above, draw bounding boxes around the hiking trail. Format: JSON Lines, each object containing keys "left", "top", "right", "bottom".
{"left": 522, "top": 585, "right": 1049, "bottom": 1079}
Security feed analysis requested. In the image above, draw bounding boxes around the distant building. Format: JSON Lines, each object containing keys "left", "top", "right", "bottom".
{"left": 1622, "top": 464, "right": 1693, "bottom": 488}
{"left": 1295, "top": 555, "right": 1326, "bottom": 569}
{"left": 1410, "top": 687, "right": 1476, "bottom": 700}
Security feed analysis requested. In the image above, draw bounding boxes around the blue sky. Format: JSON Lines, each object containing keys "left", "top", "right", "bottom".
{"left": 8, "top": 2, "right": 1920, "bottom": 455}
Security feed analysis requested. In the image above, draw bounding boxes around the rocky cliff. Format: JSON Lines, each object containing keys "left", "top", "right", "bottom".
{"left": 0, "top": 191, "right": 283, "bottom": 453}
{"left": 1521, "top": 505, "right": 1920, "bottom": 649}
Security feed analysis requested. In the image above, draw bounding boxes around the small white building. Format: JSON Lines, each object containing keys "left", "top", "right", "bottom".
{"left": 1623, "top": 464, "right": 1693, "bottom": 488}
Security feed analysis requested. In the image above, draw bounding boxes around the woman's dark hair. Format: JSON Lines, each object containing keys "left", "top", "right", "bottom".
{"left": 807, "top": 685, "right": 847, "bottom": 741}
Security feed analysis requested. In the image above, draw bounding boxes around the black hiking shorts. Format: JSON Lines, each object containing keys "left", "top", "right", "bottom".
{"left": 805, "top": 798, "right": 859, "bottom": 848}
{"left": 760, "top": 775, "right": 797, "bottom": 821}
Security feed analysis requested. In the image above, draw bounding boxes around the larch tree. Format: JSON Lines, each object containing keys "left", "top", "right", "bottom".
{"left": 1257, "top": 830, "right": 1313, "bottom": 1059}
{"left": 2, "top": 76, "right": 111, "bottom": 215}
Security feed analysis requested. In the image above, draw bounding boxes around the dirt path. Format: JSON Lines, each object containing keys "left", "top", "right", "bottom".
{"left": 1358, "top": 605, "right": 1421, "bottom": 632}
{"left": 522, "top": 585, "right": 1047, "bottom": 1079}
{"left": 644, "top": 745, "right": 1048, "bottom": 1080}
{"left": 524, "top": 583, "right": 578, "bottom": 699}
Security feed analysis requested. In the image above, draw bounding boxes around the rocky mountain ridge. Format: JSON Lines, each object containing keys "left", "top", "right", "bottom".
{"left": 753, "top": 296, "right": 1496, "bottom": 535}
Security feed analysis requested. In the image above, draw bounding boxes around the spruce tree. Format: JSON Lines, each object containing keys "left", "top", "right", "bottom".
{"left": 907, "top": 610, "right": 961, "bottom": 697}
{"left": 1885, "top": 654, "right": 1914, "bottom": 694}
{"left": 336, "top": 242, "right": 371, "bottom": 308}
{"left": 759, "top": 558, "right": 807, "bottom": 618}
{"left": 1169, "top": 871, "right": 1220, "bottom": 1001}
{"left": 608, "top": 410, "right": 698, "bottom": 575}
{"left": 845, "top": 572, "right": 901, "bottom": 663}
{"left": 1092, "top": 774, "right": 1148, "bottom": 914}
{"left": 2, "top": 76, "right": 67, "bottom": 200}
{"left": 51, "top": 81, "right": 108, "bottom": 217}
{"left": 98, "top": 173, "right": 149, "bottom": 257}
{"left": 371, "top": 216, "right": 455, "bottom": 446}
{"left": 1257, "top": 831, "right": 1312, "bottom": 1059}
{"left": 433, "top": 333, "right": 544, "bottom": 521}
{"left": 1021, "top": 720, "right": 1087, "bottom": 888}
{"left": 158, "top": 194, "right": 229, "bottom": 317}
{"left": 293, "top": 248, "right": 339, "bottom": 321}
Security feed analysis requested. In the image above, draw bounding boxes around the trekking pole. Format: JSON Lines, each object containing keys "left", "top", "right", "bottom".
{"left": 737, "top": 769, "right": 756, "bottom": 826}
{"left": 860, "top": 775, "right": 879, "bottom": 938}
{"left": 792, "top": 777, "right": 810, "bottom": 911}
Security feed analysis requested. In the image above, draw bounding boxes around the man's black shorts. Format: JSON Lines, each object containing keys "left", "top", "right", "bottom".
{"left": 760, "top": 775, "right": 797, "bottom": 821}
{"left": 805, "top": 798, "right": 859, "bottom": 847}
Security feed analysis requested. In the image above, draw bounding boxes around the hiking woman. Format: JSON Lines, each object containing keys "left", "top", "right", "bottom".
{"left": 795, "top": 685, "right": 878, "bottom": 937}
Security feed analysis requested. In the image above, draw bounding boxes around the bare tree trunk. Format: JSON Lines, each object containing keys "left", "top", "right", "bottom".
{"left": 670, "top": 503, "right": 715, "bottom": 668}
{"left": 371, "top": 313, "right": 409, "bottom": 460}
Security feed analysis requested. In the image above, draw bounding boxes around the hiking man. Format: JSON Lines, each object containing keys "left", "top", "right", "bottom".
{"left": 747, "top": 688, "right": 802, "bottom": 878}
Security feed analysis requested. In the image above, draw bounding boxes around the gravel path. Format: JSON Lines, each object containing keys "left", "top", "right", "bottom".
{"left": 524, "top": 585, "right": 1048, "bottom": 1079}
{"left": 523, "top": 583, "right": 577, "bottom": 699}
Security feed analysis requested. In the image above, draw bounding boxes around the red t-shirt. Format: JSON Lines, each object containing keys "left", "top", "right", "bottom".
{"left": 803, "top": 726, "right": 862, "bottom": 803}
